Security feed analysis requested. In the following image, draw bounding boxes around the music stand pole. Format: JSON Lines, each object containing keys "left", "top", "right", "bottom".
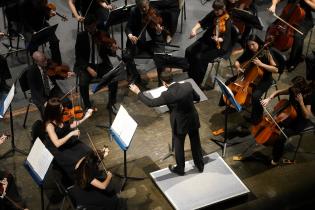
{"left": 0, "top": 104, "right": 28, "bottom": 159}
{"left": 40, "top": 184, "right": 45, "bottom": 210}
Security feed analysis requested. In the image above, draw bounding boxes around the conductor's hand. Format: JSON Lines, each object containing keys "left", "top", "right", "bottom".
{"left": 189, "top": 29, "right": 197, "bottom": 39}
{"left": 129, "top": 84, "right": 141, "bottom": 95}
{"left": 128, "top": 34, "right": 138, "bottom": 45}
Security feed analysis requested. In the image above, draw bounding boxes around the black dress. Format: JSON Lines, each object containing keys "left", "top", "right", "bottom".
{"left": 45, "top": 122, "right": 91, "bottom": 179}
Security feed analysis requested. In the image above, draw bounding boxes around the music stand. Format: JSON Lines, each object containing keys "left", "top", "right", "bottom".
{"left": 211, "top": 77, "right": 242, "bottom": 158}
{"left": 104, "top": 4, "right": 135, "bottom": 56}
{"left": 0, "top": 83, "right": 28, "bottom": 159}
{"left": 24, "top": 137, "right": 54, "bottom": 210}
{"left": 231, "top": 8, "right": 264, "bottom": 30}
{"left": 110, "top": 105, "right": 144, "bottom": 191}
{"left": 28, "top": 24, "right": 58, "bottom": 51}
{"left": 92, "top": 61, "right": 127, "bottom": 128}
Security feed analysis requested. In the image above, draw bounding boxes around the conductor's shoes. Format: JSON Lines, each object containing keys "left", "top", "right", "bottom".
{"left": 168, "top": 165, "right": 185, "bottom": 176}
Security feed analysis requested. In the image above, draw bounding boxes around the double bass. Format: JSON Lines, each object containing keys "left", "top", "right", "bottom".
{"left": 251, "top": 99, "right": 297, "bottom": 144}
{"left": 265, "top": 0, "right": 305, "bottom": 52}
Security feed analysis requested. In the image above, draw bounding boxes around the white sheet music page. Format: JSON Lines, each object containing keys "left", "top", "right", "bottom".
{"left": 111, "top": 105, "right": 138, "bottom": 147}
{"left": 27, "top": 138, "right": 53, "bottom": 180}
{"left": 0, "top": 84, "right": 15, "bottom": 118}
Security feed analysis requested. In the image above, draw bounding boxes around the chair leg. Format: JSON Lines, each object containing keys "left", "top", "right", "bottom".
{"left": 306, "top": 27, "right": 313, "bottom": 56}
{"left": 183, "top": 1, "right": 186, "bottom": 20}
{"left": 201, "top": 63, "right": 215, "bottom": 88}
{"left": 275, "top": 84, "right": 280, "bottom": 101}
{"left": 212, "top": 61, "right": 221, "bottom": 89}
{"left": 228, "top": 58, "right": 234, "bottom": 76}
{"left": 292, "top": 135, "right": 303, "bottom": 161}
{"left": 180, "top": 7, "right": 184, "bottom": 33}
{"left": 23, "top": 103, "right": 31, "bottom": 128}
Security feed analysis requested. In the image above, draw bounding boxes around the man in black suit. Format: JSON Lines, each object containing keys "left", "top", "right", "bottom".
{"left": 27, "top": 51, "right": 72, "bottom": 117}
{"left": 74, "top": 15, "right": 118, "bottom": 112}
{"left": 129, "top": 72, "right": 204, "bottom": 176}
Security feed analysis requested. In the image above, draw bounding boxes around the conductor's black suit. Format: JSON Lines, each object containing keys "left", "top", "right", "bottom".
{"left": 138, "top": 82, "right": 204, "bottom": 173}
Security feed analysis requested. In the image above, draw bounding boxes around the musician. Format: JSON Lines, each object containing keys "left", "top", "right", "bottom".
{"left": 0, "top": 55, "right": 12, "bottom": 93}
{"left": 261, "top": 76, "right": 313, "bottom": 165}
{"left": 124, "top": 0, "right": 165, "bottom": 86}
{"left": 68, "top": 0, "right": 112, "bottom": 30}
{"left": 185, "top": 0, "right": 232, "bottom": 86}
{"left": 152, "top": 0, "right": 180, "bottom": 43}
{"left": 268, "top": 0, "right": 315, "bottom": 71}
{"left": 225, "top": 0, "right": 257, "bottom": 47}
{"left": 27, "top": 51, "right": 73, "bottom": 118}
{"left": 129, "top": 72, "right": 204, "bottom": 176}
{"left": 18, "top": 0, "right": 62, "bottom": 64}
{"left": 72, "top": 151, "right": 126, "bottom": 209}
{"left": 74, "top": 15, "right": 118, "bottom": 112}
{"left": 43, "top": 98, "right": 95, "bottom": 179}
{"left": 0, "top": 135, "right": 29, "bottom": 210}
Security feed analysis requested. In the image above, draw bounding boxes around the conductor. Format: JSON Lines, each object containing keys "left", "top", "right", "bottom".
{"left": 129, "top": 72, "right": 204, "bottom": 176}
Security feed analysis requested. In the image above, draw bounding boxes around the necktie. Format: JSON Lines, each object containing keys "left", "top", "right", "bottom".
{"left": 43, "top": 71, "right": 50, "bottom": 97}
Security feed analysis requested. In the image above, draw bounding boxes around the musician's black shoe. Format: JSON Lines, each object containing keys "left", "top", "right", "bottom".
{"left": 196, "top": 165, "right": 204, "bottom": 173}
{"left": 168, "top": 165, "right": 185, "bottom": 176}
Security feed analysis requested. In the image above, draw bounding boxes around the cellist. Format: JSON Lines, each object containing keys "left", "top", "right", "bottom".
{"left": 268, "top": 0, "right": 315, "bottom": 71}
{"left": 220, "top": 35, "right": 278, "bottom": 124}
{"left": 261, "top": 76, "right": 314, "bottom": 165}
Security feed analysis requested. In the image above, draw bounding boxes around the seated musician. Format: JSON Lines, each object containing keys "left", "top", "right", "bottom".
{"left": 74, "top": 15, "right": 119, "bottom": 113}
{"left": 43, "top": 98, "right": 98, "bottom": 179}
{"left": 27, "top": 51, "right": 74, "bottom": 118}
{"left": 225, "top": 0, "right": 257, "bottom": 48}
{"left": 226, "top": 35, "right": 278, "bottom": 124}
{"left": 72, "top": 151, "right": 126, "bottom": 210}
{"left": 261, "top": 76, "right": 314, "bottom": 165}
{"left": 268, "top": 0, "right": 315, "bottom": 71}
{"left": 18, "top": 0, "right": 62, "bottom": 64}
{"left": 185, "top": 0, "right": 232, "bottom": 86}
{"left": 68, "top": 0, "right": 112, "bottom": 30}
{"left": 0, "top": 134, "right": 29, "bottom": 210}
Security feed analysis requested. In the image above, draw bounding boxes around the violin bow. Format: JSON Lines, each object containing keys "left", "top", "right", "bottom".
{"left": 84, "top": 0, "right": 96, "bottom": 18}
{"left": 271, "top": 13, "right": 303, "bottom": 35}
{"left": 263, "top": 106, "right": 289, "bottom": 140}
{"left": 86, "top": 132, "right": 108, "bottom": 174}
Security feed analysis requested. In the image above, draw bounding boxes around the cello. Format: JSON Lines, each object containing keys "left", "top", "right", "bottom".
{"left": 251, "top": 99, "right": 297, "bottom": 144}
{"left": 265, "top": 0, "right": 305, "bottom": 52}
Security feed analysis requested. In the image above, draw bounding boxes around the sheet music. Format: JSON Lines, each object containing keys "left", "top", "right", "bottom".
{"left": 111, "top": 105, "right": 138, "bottom": 148}
{"left": 0, "top": 84, "right": 15, "bottom": 118}
{"left": 26, "top": 138, "right": 53, "bottom": 181}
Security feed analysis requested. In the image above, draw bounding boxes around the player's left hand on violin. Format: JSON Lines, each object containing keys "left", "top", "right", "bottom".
{"left": 49, "top": 10, "right": 56, "bottom": 17}
{"left": 155, "top": 24, "right": 163, "bottom": 34}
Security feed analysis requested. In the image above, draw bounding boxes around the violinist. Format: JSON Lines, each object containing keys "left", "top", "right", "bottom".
{"left": 1, "top": 135, "right": 29, "bottom": 210}
{"left": 43, "top": 98, "right": 97, "bottom": 179}
{"left": 124, "top": 0, "right": 165, "bottom": 87}
{"left": 27, "top": 51, "right": 74, "bottom": 118}
{"left": 72, "top": 151, "right": 126, "bottom": 209}
{"left": 18, "top": 0, "right": 62, "bottom": 64}
{"left": 74, "top": 15, "right": 118, "bottom": 113}
{"left": 185, "top": 0, "right": 232, "bottom": 86}
{"left": 68, "top": 0, "right": 112, "bottom": 30}
{"left": 268, "top": 0, "right": 315, "bottom": 71}
{"left": 260, "top": 76, "right": 314, "bottom": 165}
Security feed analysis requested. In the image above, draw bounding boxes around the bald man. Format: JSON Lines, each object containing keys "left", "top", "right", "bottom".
{"left": 27, "top": 51, "right": 73, "bottom": 117}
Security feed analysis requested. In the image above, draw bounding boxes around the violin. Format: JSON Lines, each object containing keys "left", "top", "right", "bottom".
{"left": 46, "top": 62, "right": 72, "bottom": 78}
{"left": 265, "top": 0, "right": 305, "bottom": 52}
{"left": 213, "top": 13, "right": 229, "bottom": 49}
{"left": 47, "top": 2, "right": 68, "bottom": 21}
{"left": 94, "top": 31, "right": 120, "bottom": 51}
{"left": 251, "top": 99, "right": 297, "bottom": 144}
{"left": 62, "top": 106, "right": 84, "bottom": 122}
{"left": 0, "top": 174, "right": 25, "bottom": 210}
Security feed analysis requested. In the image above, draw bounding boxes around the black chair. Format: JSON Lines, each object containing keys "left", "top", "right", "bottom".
{"left": 18, "top": 67, "right": 37, "bottom": 128}
{"left": 30, "top": 119, "right": 45, "bottom": 144}
{"left": 263, "top": 47, "right": 287, "bottom": 100}
{"left": 201, "top": 24, "right": 240, "bottom": 89}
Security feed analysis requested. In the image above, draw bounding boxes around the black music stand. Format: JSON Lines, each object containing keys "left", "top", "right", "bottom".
{"left": 231, "top": 8, "right": 264, "bottom": 30}
{"left": 28, "top": 24, "right": 58, "bottom": 52}
{"left": 104, "top": 4, "right": 135, "bottom": 56}
{"left": 0, "top": 84, "right": 28, "bottom": 159}
{"left": 211, "top": 77, "right": 242, "bottom": 158}
{"left": 92, "top": 61, "right": 127, "bottom": 128}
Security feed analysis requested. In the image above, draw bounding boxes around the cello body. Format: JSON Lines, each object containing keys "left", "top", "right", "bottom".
{"left": 266, "top": 3, "right": 305, "bottom": 52}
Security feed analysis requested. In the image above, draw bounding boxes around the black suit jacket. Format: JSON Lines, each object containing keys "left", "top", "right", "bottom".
{"left": 138, "top": 82, "right": 200, "bottom": 134}
{"left": 27, "top": 65, "right": 58, "bottom": 105}
{"left": 74, "top": 31, "right": 113, "bottom": 74}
